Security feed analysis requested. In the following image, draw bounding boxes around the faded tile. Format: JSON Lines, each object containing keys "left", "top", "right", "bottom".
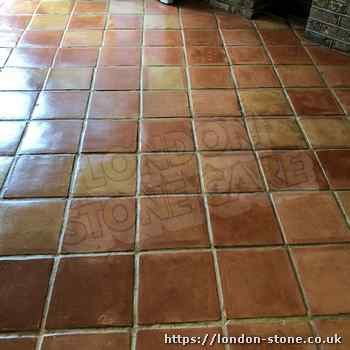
{"left": 141, "top": 153, "right": 200, "bottom": 194}
{"left": 63, "top": 198, "right": 136, "bottom": 252}
{"left": 259, "top": 150, "right": 328, "bottom": 190}
{"left": 73, "top": 154, "right": 137, "bottom": 196}
{"left": 247, "top": 118, "right": 307, "bottom": 149}
{"left": 201, "top": 152, "right": 264, "bottom": 193}
{"left": 139, "top": 196, "right": 208, "bottom": 250}
{"left": 195, "top": 119, "right": 250, "bottom": 151}
{"left": 0, "top": 200, "right": 66, "bottom": 255}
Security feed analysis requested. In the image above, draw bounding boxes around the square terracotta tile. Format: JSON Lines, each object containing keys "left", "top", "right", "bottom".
{"left": 288, "top": 89, "right": 344, "bottom": 116}
{"left": 181, "top": 13, "right": 216, "bottom": 29}
{"left": 99, "top": 47, "right": 141, "bottom": 66}
{"left": 46, "top": 255, "right": 133, "bottom": 328}
{"left": 108, "top": 14, "right": 143, "bottom": 29}
{"left": 104, "top": 30, "right": 142, "bottom": 46}
{"left": 68, "top": 15, "right": 106, "bottom": 30}
{"left": 195, "top": 119, "right": 250, "bottom": 151}
{"left": 73, "top": 154, "right": 136, "bottom": 196}
{"left": 143, "top": 67, "right": 186, "bottom": 90}
{"left": 54, "top": 48, "right": 99, "bottom": 67}
{"left": 239, "top": 89, "right": 293, "bottom": 116}
{"left": 228, "top": 320, "right": 316, "bottom": 350}
{"left": 19, "top": 120, "right": 82, "bottom": 154}
{"left": 143, "top": 47, "right": 184, "bottom": 65}
{"left": 234, "top": 65, "right": 280, "bottom": 88}
{"left": 36, "top": 2, "right": 73, "bottom": 15}
{"left": 0, "top": 157, "right": 13, "bottom": 189}
{"left": 267, "top": 46, "right": 313, "bottom": 65}
{"left": 187, "top": 46, "right": 228, "bottom": 66}
{"left": 0, "top": 92, "right": 37, "bottom": 119}
{"left": 110, "top": 1, "right": 144, "bottom": 15}
{"left": 75, "top": 2, "right": 108, "bottom": 14}
{"left": 0, "top": 338, "right": 37, "bottom": 350}
{"left": 143, "top": 91, "right": 190, "bottom": 117}
{"left": 0, "top": 67, "right": 48, "bottom": 91}
{"left": 184, "top": 30, "right": 222, "bottom": 46}
{"left": 319, "top": 66, "right": 350, "bottom": 88}
{"left": 0, "top": 121, "right": 25, "bottom": 155}
{"left": 217, "top": 14, "right": 253, "bottom": 29}
{"left": 218, "top": 248, "right": 306, "bottom": 318}
{"left": 338, "top": 191, "right": 350, "bottom": 220}
{"left": 314, "top": 319, "right": 350, "bottom": 350}
{"left": 0, "top": 259, "right": 52, "bottom": 331}
{"left": 277, "top": 65, "right": 324, "bottom": 87}
{"left": 46, "top": 68, "right": 93, "bottom": 90}
{"left": 94, "top": 67, "right": 140, "bottom": 90}
{"left": 5, "top": 155, "right": 74, "bottom": 198}
{"left": 335, "top": 89, "right": 350, "bottom": 114}
{"left": 317, "top": 150, "right": 350, "bottom": 189}
{"left": 144, "top": 15, "right": 180, "bottom": 29}
{"left": 201, "top": 152, "right": 264, "bottom": 193}
{"left": 137, "top": 328, "right": 224, "bottom": 350}
{"left": 141, "top": 153, "right": 200, "bottom": 194}
{"left": 274, "top": 192, "right": 350, "bottom": 244}
{"left": 62, "top": 30, "right": 103, "bottom": 47}
{"left": 18, "top": 31, "right": 63, "bottom": 47}
{"left": 247, "top": 118, "right": 307, "bottom": 149}
{"left": 43, "top": 333, "right": 130, "bottom": 350}
{"left": 62, "top": 198, "right": 136, "bottom": 253}
{"left": 189, "top": 67, "right": 233, "bottom": 89}
{"left": 208, "top": 193, "right": 282, "bottom": 246}
{"left": 228, "top": 46, "right": 270, "bottom": 65}
{"left": 6, "top": 47, "right": 56, "bottom": 67}
{"left": 0, "top": 199, "right": 66, "bottom": 255}
{"left": 29, "top": 15, "right": 68, "bottom": 30}
{"left": 259, "top": 150, "right": 328, "bottom": 190}
{"left": 301, "top": 119, "right": 350, "bottom": 148}
{"left": 222, "top": 30, "right": 261, "bottom": 46}
{"left": 260, "top": 29, "right": 300, "bottom": 46}
{"left": 83, "top": 120, "right": 137, "bottom": 153}
{"left": 141, "top": 119, "right": 194, "bottom": 152}
{"left": 306, "top": 46, "right": 350, "bottom": 65}
{"left": 139, "top": 196, "right": 209, "bottom": 250}
{"left": 138, "top": 252, "right": 220, "bottom": 324}
{"left": 191, "top": 90, "right": 241, "bottom": 117}
{"left": 89, "top": 91, "right": 140, "bottom": 118}
{"left": 293, "top": 245, "right": 350, "bottom": 314}
{"left": 32, "top": 91, "right": 89, "bottom": 119}
{"left": 144, "top": 29, "right": 182, "bottom": 46}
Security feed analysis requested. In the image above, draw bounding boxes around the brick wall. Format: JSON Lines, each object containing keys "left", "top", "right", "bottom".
{"left": 305, "top": 0, "right": 350, "bottom": 52}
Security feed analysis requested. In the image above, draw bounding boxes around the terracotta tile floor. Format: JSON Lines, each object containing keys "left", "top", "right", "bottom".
{"left": 0, "top": 0, "right": 350, "bottom": 349}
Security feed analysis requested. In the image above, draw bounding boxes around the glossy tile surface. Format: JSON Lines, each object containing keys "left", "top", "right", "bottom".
{"left": 1, "top": 2, "right": 350, "bottom": 345}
